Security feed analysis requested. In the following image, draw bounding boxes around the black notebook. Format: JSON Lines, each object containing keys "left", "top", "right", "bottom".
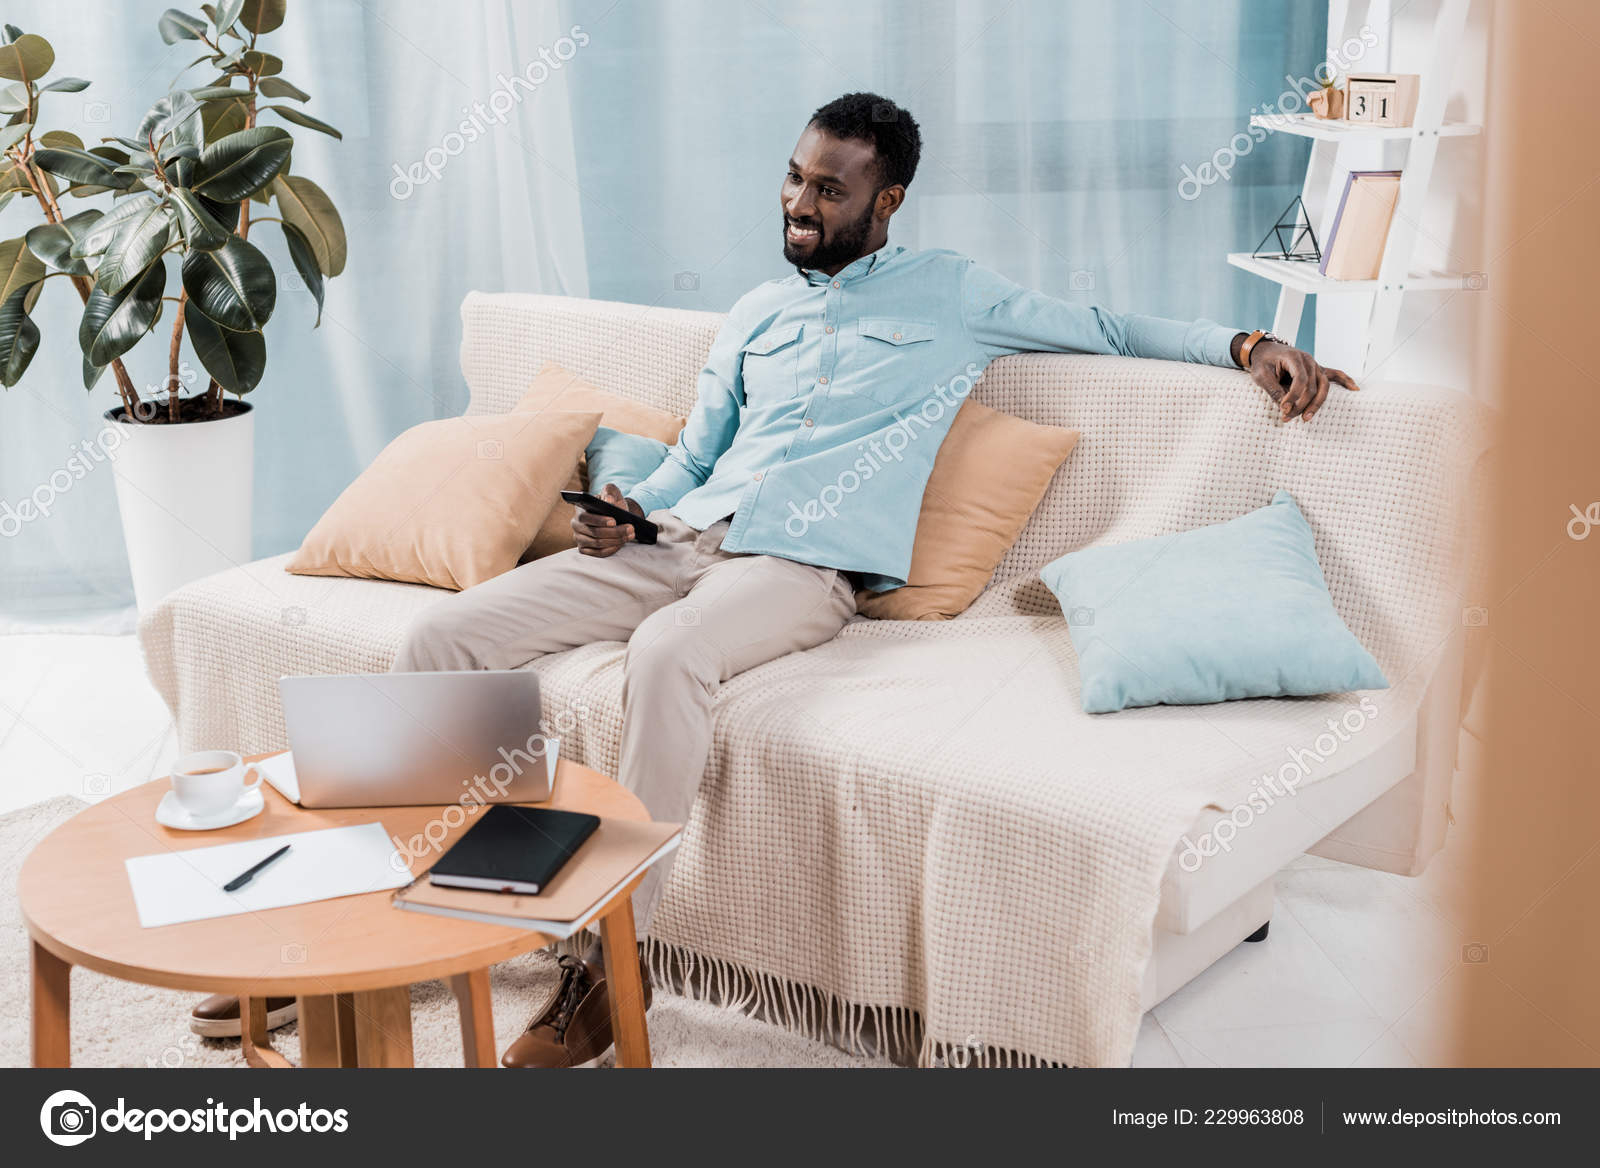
{"left": 427, "top": 806, "right": 601, "bottom": 895}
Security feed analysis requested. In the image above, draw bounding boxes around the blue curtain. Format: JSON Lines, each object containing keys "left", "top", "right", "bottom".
{"left": 0, "top": 0, "right": 1322, "bottom": 619}
{"left": 567, "top": 0, "right": 1321, "bottom": 328}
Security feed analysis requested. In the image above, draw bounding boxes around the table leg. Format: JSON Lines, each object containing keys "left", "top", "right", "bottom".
{"left": 599, "top": 895, "right": 652, "bottom": 1068}
{"left": 352, "top": 986, "right": 414, "bottom": 1068}
{"left": 31, "top": 939, "right": 70, "bottom": 1068}
{"left": 240, "top": 997, "right": 292, "bottom": 1069}
{"left": 298, "top": 995, "right": 342, "bottom": 1068}
{"left": 449, "top": 968, "right": 498, "bottom": 1068}
{"left": 334, "top": 993, "right": 359, "bottom": 1068}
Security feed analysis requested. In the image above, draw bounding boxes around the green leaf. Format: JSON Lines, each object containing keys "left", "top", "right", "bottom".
{"left": 272, "top": 174, "right": 345, "bottom": 276}
{"left": 189, "top": 85, "right": 245, "bottom": 101}
{"left": 95, "top": 201, "right": 173, "bottom": 294}
{"left": 0, "top": 122, "right": 28, "bottom": 151}
{"left": 200, "top": 94, "right": 250, "bottom": 143}
{"left": 280, "top": 222, "right": 323, "bottom": 326}
{"left": 239, "top": 50, "right": 282, "bottom": 77}
{"left": 0, "top": 236, "right": 45, "bottom": 302}
{"left": 23, "top": 209, "right": 100, "bottom": 275}
{"left": 39, "top": 129, "right": 84, "bottom": 151}
{"left": 239, "top": 0, "right": 286, "bottom": 34}
{"left": 0, "top": 33, "right": 52, "bottom": 81}
{"left": 2, "top": 26, "right": 22, "bottom": 44}
{"left": 257, "top": 76, "right": 308, "bottom": 102}
{"left": 33, "top": 146, "right": 131, "bottom": 188}
{"left": 83, "top": 353, "right": 106, "bottom": 391}
{"left": 213, "top": 0, "right": 246, "bottom": 33}
{"left": 39, "top": 77, "right": 90, "bottom": 93}
{"left": 0, "top": 83, "right": 27, "bottom": 114}
{"left": 196, "top": 191, "right": 240, "bottom": 232}
{"left": 0, "top": 287, "right": 40, "bottom": 386}
{"left": 261, "top": 105, "right": 341, "bottom": 140}
{"left": 168, "top": 188, "right": 232, "bottom": 250}
{"left": 182, "top": 234, "right": 275, "bottom": 330}
{"left": 138, "top": 91, "right": 203, "bottom": 151}
{"left": 192, "top": 125, "right": 292, "bottom": 201}
{"left": 186, "top": 310, "right": 264, "bottom": 393}
{"left": 81, "top": 258, "right": 166, "bottom": 367}
{"left": 159, "top": 10, "right": 209, "bottom": 44}
{"left": 73, "top": 196, "right": 155, "bottom": 258}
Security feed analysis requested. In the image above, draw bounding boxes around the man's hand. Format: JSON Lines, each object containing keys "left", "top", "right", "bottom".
{"left": 571, "top": 483, "right": 644, "bottom": 557}
{"left": 1244, "top": 339, "right": 1360, "bottom": 423}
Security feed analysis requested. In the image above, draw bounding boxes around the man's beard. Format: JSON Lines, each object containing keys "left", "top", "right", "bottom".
{"left": 784, "top": 199, "right": 877, "bottom": 271}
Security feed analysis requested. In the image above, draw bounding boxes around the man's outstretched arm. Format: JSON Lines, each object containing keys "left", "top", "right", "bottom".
{"left": 961, "top": 260, "right": 1358, "bottom": 422}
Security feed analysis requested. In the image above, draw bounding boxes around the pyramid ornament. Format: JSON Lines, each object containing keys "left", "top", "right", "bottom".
{"left": 1252, "top": 195, "right": 1321, "bottom": 263}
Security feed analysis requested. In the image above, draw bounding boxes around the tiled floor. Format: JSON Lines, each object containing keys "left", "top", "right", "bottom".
{"left": 1, "top": 628, "right": 1480, "bottom": 1067}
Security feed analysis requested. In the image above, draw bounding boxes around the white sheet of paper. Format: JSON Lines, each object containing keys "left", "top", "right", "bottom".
{"left": 125, "top": 823, "right": 411, "bottom": 928}
{"left": 254, "top": 738, "right": 560, "bottom": 806}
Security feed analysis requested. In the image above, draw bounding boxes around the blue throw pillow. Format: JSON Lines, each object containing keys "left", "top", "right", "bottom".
{"left": 1039, "top": 490, "right": 1387, "bottom": 713}
{"left": 585, "top": 426, "right": 669, "bottom": 496}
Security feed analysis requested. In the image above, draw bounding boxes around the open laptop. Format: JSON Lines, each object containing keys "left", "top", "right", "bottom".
{"left": 270, "top": 671, "right": 554, "bottom": 808}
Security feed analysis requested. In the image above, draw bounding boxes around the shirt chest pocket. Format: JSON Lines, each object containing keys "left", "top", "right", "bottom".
{"left": 850, "top": 318, "right": 938, "bottom": 405}
{"left": 739, "top": 322, "right": 804, "bottom": 403}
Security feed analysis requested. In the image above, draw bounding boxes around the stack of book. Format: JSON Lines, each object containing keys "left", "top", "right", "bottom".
{"left": 393, "top": 805, "right": 680, "bottom": 937}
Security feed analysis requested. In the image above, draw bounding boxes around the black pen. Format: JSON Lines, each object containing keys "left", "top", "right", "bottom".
{"left": 222, "top": 844, "right": 292, "bottom": 893}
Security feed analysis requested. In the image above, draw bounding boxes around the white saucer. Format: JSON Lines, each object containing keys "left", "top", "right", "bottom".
{"left": 155, "top": 786, "right": 266, "bottom": 831}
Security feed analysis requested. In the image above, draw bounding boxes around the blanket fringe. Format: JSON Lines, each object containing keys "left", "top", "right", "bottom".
{"left": 627, "top": 935, "right": 1064, "bottom": 1068}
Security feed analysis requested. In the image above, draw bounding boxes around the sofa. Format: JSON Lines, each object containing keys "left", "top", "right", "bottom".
{"left": 140, "top": 292, "right": 1487, "bottom": 1066}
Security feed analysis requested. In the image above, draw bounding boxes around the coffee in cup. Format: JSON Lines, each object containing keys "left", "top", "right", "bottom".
{"left": 170, "top": 750, "right": 262, "bottom": 817}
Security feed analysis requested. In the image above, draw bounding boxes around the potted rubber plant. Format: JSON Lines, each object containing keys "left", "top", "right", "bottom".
{"left": 0, "top": 1, "right": 346, "bottom": 610}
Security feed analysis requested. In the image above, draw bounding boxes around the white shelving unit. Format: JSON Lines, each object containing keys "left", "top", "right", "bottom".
{"left": 1228, "top": 0, "right": 1481, "bottom": 377}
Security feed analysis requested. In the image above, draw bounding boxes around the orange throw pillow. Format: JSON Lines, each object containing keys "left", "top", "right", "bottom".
{"left": 288, "top": 410, "right": 602, "bottom": 591}
{"left": 515, "top": 362, "right": 686, "bottom": 559}
{"left": 857, "top": 400, "right": 1079, "bottom": 621}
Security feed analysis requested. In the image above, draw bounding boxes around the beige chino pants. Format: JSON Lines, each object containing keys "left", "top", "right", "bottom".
{"left": 391, "top": 514, "right": 857, "bottom": 931}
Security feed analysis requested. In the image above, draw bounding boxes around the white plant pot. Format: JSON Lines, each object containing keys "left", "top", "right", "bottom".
{"left": 104, "top": 402, "right": 254, "bottom": 612}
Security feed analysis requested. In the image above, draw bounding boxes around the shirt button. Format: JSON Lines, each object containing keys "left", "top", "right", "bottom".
{"left": 825, "top": 325, "right": 835, "bottom": 334}
{"left": 831, "top": 281, "right": 841, "bottom": 289}
{"left": 818, "top": 375, "right": 829, "bottom": 384}
{"left": 892, "top": 331, "right": 903, "bottom": 340}
{"left": 804, "top": 417, "right": 814, "bottom": 427}
{"left": 753, "top": 472, "right": 763, "bottom": 482}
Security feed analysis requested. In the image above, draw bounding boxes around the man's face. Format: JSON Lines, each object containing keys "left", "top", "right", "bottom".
{"left": 781, "top": 126, "right": 887, "bottom": 274}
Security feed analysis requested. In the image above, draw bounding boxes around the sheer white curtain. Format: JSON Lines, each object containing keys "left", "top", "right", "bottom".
{"left": 0, "top": 0, "right": 588, "bottom": 618}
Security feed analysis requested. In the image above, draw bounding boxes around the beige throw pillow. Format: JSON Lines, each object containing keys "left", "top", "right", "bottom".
{"left": 288, "top": 410, "right": 603, "bottom": 591}
{"left": 857, "top": 400, "right": 1079, "bottom": 621}
{"left": 515, "top": 362, "right": 687, "bottom": 559}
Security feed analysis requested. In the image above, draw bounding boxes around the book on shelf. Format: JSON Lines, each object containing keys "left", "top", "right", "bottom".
{"left": 1320, "top": 170, "right": 1403, "bottom": 280}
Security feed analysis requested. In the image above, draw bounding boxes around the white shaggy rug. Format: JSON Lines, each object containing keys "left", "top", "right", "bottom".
{"left": 0, "top": 797, "right": 886, "bottom": 1069}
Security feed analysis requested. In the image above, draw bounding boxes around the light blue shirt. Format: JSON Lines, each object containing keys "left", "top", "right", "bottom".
{"left": 627, "top": 245, "right": 1241, "bottom": 591}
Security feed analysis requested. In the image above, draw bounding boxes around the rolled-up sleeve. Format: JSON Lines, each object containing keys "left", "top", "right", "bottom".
{"left": 627, "top": 315, "right": 747, "bottom": 516}
{"left": 961, "top": 260, "right": 1240, "bottom": 368}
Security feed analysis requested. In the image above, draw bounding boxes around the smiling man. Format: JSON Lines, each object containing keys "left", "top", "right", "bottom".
{"left": 370, "top": 91, "right": 1356, "bottom": 1068}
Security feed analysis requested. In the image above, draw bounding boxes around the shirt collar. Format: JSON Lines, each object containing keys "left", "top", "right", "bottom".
{"left": 804, "top": 243, "right": 903, "bottom": 286}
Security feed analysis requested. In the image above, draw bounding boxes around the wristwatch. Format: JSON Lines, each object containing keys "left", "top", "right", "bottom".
{"left": 1238, "top": 329, "right": 1288, "bottom": 370}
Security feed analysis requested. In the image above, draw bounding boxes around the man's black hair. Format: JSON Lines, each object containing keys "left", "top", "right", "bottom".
{"left": 807, "top": 92, "right": 922, "bottom": 190}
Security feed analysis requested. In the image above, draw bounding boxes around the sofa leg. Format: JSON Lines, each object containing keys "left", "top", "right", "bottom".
{"left": 1243, "top": 921, "right": 1270, "bottom": 943}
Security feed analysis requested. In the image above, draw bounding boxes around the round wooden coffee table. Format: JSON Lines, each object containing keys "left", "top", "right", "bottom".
{"left": 19, "top": 755, "right": 653, "bottom": 1069}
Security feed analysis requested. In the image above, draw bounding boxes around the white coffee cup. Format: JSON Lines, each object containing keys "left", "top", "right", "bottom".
{"left": 171, "top": 750, "right": 262, "bottom": 817}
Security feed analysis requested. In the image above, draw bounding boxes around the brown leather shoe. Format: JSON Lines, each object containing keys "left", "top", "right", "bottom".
{"left": 189, "top": 995, "right": 298, "bottom": 1038}
{"left": 501, "top": 950, "right": 652, "bottom": 1069}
